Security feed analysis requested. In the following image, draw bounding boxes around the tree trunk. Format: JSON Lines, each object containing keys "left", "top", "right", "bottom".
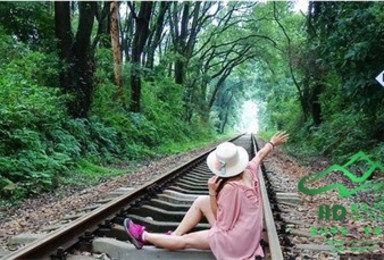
{"left": 122, "top": 10, "right": 133, "bottom": 61}
{"left": 218, "top": 92, "right": 234, "bottom": 134}
{"left": 182, "top": 81, "right": 195, "bottom": 122}
{"left": 92, "top": 2, "right": 111, "bottom": 49}
{"left": 55, "top": 2, "right": 72, "bottom": 94}
{"left": 220, "top": 109, "right": 230, "bottom": 134}
{"left": 146, "top": 2, "right": 169, "bottom": 69}
{"left": 55, "top": 1, "right": 96, "bottom": 118}
{"left": 71, "top": 2, "right": 97, "bottom": 118}
{"left": 208, "top": 69, "right": 232, "bottom": 111}
{"left": 174, "top": 2, "right": 189, "bottom": 85}
{"left": 110, "top": 0, "right": 125, "bottom": 106}
{"left": 180, "top": 2, "right": 203, "bottom": 121}
{"left": 130, "top": 2, "right": 153, "bottom": 112}
{"left": 310, "top": 83, "right": 323, "bottom": 126}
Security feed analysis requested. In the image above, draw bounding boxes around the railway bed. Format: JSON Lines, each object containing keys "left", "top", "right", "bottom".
{"left": 2, "top": 134, "right": 343, "bottom": 260}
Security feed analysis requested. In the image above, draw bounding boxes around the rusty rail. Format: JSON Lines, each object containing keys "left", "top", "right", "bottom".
{"left": 252, "top": 135, "right": 284, "bottom": 260}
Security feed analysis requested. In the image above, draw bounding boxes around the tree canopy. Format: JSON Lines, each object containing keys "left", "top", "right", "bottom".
{"left": 0, "top": 1, "right": 383, "bottom": 201}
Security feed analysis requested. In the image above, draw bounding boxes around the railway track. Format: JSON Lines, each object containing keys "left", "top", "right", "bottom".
{"left": 3, "top": 135, "right": 285, "bottom": 260}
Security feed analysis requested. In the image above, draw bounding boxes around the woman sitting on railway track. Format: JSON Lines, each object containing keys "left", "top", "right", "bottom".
{"left": 124, "top": 132, "right": 289, "bottom": 259}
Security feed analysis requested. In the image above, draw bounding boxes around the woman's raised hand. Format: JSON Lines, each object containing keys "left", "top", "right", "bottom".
{"left": 270, "top": 131, "right": 289, "bottom": 147}
{"left": 208, "top": 175, "right": 223, "bottom": 196}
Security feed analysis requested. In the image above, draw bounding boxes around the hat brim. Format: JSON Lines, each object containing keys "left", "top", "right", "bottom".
{"left": 207, "top": 146, "right": 249, "bottom": 177}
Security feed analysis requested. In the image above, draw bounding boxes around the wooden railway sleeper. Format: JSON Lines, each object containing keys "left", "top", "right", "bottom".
{"left": 78, "top": 230, "right": 94, "bottom": 252}
{"left": 114, "top": 209, "right": 126, "bottom": 223}
{"left": 50, "top": 247, "right": 66, "bottom": 260}
{"left": 97, "top": 219, "right": 114, "bottom": 237}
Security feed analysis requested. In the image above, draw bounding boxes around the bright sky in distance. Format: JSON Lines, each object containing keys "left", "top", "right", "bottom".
{"left": 292, "top": 0, "right": 309, "bottom": 13}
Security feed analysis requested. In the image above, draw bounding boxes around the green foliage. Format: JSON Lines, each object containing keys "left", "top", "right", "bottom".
{"left": 74, "top": 159, "right": 127, "bottom": 179}
{"left": 0, "top": 44, "right": 133, "bottom": 199}
{"left": 0, "top": 2, "right": 55, "bottom": 50}
{"left": 294, "top": 2, "right": 384, "bottom": 161}
{"left": 0, "top": 80, "right": 73, "bottom": 198}
{"left": 91, "top": 48, "right": 214, "bottom": 159}
{"left": 6, "top": 1, "right": 384, "bottom": 204}
{"left": 0, "top": 43, "right": 74, "bottom": 198}
{"left": 314, "top": 2, "right": 384, "bottom": 111}
{"left": 250, "top": 2, "right": 384, "bottom": 166}
{"left": 5, "top": 51, "right": 59, "bottom": 87}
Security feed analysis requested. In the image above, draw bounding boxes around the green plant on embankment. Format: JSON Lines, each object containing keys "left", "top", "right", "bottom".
{"left": 0, "top": 29, "right": 217, "bottom": 203}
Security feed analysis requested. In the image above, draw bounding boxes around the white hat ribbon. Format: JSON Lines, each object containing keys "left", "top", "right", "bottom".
{"left": 214, "top": 159, "right": 227, "bottom": 175}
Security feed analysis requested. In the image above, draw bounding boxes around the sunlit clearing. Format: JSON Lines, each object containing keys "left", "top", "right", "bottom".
{"left": 236, "top": 101, "right": 259, "bottom": 134}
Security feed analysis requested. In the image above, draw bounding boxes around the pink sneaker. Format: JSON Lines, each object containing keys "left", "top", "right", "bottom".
{"left": 124, "top": 218, "right": 146, "bottom": 249}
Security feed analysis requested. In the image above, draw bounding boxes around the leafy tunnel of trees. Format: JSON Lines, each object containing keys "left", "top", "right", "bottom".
{"left": 0, "top": 1, "right": 383, "bottom": 200}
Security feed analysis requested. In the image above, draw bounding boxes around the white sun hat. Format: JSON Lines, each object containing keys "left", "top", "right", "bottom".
{"left": 207, "top": 142, "right": 249, "bottom": 177}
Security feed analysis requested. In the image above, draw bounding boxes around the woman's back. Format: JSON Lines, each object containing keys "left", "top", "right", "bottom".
{"left": 208, "top": 160, "right": 264, "bottom": 260}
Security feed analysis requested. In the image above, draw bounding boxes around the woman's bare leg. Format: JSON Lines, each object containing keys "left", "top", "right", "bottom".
{"left": 173, "top": 195, "right": 215, "bottom": 236}
{"left": 144, "top": 230, "right": 210, "bottom": 250}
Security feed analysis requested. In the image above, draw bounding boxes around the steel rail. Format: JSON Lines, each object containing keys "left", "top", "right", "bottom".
{"left": 3, "top": 135, "right": 243, "bottom": 260}
{"left": 252, "top": 135, "right": 284, "bottom": 260}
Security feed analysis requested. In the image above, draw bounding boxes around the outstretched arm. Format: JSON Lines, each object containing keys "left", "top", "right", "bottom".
{"left": 253, "top": 131, "right": 289, "bottom": 164}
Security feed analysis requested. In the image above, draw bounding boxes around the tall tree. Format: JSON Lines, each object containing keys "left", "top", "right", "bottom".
{"left": 272, "top": 2, "right": 309, "bottom": 121}
{"left": 169, "top": 2, "right": 208, "bottom": 85}
{"left": 129, "top": 1, "right": 153, "bottom": 112}
{"left": 55, "top": 1, "right": 97, "bottom": 118}
{"left": 92, "top": 2, "right": 111, "bottom": 49}
{"left": 110, "top": 0, "right": 124, "bottom": 106}
{"left": 145, "top": 2, "right": 169, "bottom": 70}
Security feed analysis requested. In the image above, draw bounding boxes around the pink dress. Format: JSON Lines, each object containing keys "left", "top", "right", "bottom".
{"left": 208, "top": 159, "right": 264, "bottom": 260}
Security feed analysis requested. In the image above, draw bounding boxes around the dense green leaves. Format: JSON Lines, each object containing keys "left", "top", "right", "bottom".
{"left": 0, "top": 2, "right": 55, "bottom": 50}
{"left": 254, "top": 2, "right": 384, "bottom": 163}
{"left": 1, "top": 1, "right": 383, "bottom": 201}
